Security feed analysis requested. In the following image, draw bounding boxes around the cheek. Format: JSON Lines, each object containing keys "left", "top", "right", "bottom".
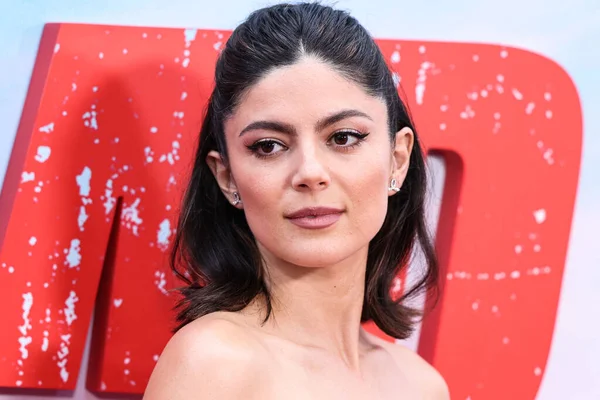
{"left": 341, "top": 155, "right": 390, "bottom": 243}
{"left": 230, "top": 160, "right": 284, "bottom": 234}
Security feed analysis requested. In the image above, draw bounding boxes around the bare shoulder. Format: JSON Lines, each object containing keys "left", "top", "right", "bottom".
{"left": 143, "top": 313, "right": 269, "bottom": 400}
{"left": 385, "top": 342, "right": 449, "bottom": 399}
{"left": 365, "top": 331, "right": 450, "bottom": 400}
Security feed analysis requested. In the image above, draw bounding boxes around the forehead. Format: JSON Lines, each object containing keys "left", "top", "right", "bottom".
{"left": 226, "top": 57, "right": 388, "bottom": 131}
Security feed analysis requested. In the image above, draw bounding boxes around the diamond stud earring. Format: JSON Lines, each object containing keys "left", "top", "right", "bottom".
{"left": 388, "top": 178, "right": 400, "bottom": 192}
{"left": 232, "top": 192, "right": 241, "bottom": 206}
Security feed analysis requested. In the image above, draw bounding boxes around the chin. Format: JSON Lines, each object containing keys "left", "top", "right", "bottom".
{"left": 274, "top": 241, "right": 368, "bottom": 269}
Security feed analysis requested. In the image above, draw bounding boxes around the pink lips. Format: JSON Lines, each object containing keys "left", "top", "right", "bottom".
{"left": 285, "top": 207, "right": 344, "bottom": 229}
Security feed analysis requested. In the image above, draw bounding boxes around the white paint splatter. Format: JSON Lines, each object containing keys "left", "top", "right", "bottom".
{"left": 35, "top": 146, "right": 51, "bottom": 163}
{"left": 460, "top": 105, "right": 475, "bottom": 119}
{"left": 534, "top": 367, "right": 542, "bottom": 376}
{"left": 57, "top": 333, "right": 72, "bottom": 383}
{"left": 157, "top": 219, "right": 171, "bottom": 251}
{"left": 99, "top": 52, "right": 104, "bottom": 59}
{"left": 78, "top": 206, "right": 89, "bottom": 232}
{"left": 114, "top": 298, "right": 123, "bottom": 308}
{"left": 392, "top": 72, "right": 400, "bottom": 88}
{"left": 82, "top": 110, "right": 98, "bottom": 130}
{"left": 42, "top": 330, "right": 49, "bottom": 352}
{"left": 18, "top": 292, "right": 33, "bottom": 359}
{"left": 468, "top": 91, "right": 480, "bottom": 101}
{"left": 493, "top": 122, "right": 502, "bottom": 134}
{"left": 526, "top": 102, "right": 535, "bottom": 114}
{"left": 391, "top": 50, "right": 400, "bottom": 64}
{"left": 545, "top": 110, "right": 553, "bottom": 119}
{"left": 496, "top": 74, "right": 504, "bottom": 83}
{"left": 544, "top": 92, "right": 552, "bottom": 101}
{"left": 439, "top": 123, "right": 446, "bottom": 131}
{"left": 39, "top": 122, "right": 54, "bottom": 133}
{"left": 500, "top": 49, "right": 509, "bottom": 58}
{"left": 213, "top": 42, "right": 222, "bottom": 51}
{"left": 150, "top": 126, "right": 158, "bottom": 134}
{"left": 76, "top": 167, "right": 92, "bottom": 196}
{"left": 494, "top": 272, "right": 506, "bottom": 280}
{"left": 66, "top": 239, "right": 81, "bottom": 268}
{"left": 54, "top": 44, "right": 60, "bottom": 54}
{"left": 29, "top": 236, "right": 37, "bottom": 246}
{"left": 122, "top": 199, "right": 143, "bottom": 236}
{"left": 512, "top": 88, "right": 523, "bottom": 100}
{"left": 472, "top": 54, "right": 479, "bottom": 62}
{"left": 64, "top": 291, "right": 78, "bottom": 326}
{"left": 103, "top": 179, "right": 116, "bottom": 215}
{"left": 21, "top": 171, "right": 35, "bottom": 183}
{"left": 515, "top": 245, "right": 523, "bottom": 254}
{"left": 534, "top": 209, "right": 547, "bottom": 224}
{"left": 418, "top": 45, "right": 426, "bottom": 54}
{"left": 415, "top": 62, "right": 434, "bottom": 105}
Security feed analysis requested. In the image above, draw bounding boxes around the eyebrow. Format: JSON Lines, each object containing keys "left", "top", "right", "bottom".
{"left": 238, "top": 109, "right": 373, "bottom": 137}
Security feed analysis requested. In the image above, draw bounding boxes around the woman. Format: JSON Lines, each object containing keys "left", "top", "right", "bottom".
{"left": 144, "top": 2, "right": 448, "bottom": 399}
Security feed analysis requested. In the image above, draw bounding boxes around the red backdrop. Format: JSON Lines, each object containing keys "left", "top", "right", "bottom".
{"left": 0, "top": 23, "right": 582, "bottom": 399}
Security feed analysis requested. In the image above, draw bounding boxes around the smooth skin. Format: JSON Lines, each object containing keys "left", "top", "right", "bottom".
{"left": 144, "top": 57, "right": 449, "bottom": 399}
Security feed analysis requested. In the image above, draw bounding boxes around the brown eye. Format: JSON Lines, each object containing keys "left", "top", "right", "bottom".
{"left": 330, "top": 131, "right": 367, "bottom": 147}
{"left": 333, "top": 133, "right": 350, "bottom": 145}
{"left": 259, "top": 141, "right": 276, "bottom": 153}
{"left": 247, "top": 139, "right": 287, "bottom": 158}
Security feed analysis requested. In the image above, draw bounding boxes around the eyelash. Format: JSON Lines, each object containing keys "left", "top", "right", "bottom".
{"left": 246, "top": 130, "right": 370, "bottom": 159}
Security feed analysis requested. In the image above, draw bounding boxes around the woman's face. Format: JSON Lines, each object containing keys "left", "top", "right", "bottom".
{"left": 208, "top": 57, "right": 412, "bottom": 269}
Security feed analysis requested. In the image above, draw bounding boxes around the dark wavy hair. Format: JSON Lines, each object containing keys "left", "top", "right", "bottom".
{"left": 170, "top": 2, "right": 438, "bottom": 340}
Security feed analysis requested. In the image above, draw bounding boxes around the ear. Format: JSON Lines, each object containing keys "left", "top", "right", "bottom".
{"left": 389, "top": 127, "right": 414, "bottom": 196}
{"left": 206, "top": 150, "right": 242, "bottom": 208}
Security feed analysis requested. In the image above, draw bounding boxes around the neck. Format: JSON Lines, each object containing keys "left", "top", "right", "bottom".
{"left": 245, "top": 246, "right": 369, "bottom": 370}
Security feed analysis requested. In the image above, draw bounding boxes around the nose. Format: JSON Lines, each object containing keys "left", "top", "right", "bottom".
{"left": 291, "top": 143, "right": 331, "bottom": 192}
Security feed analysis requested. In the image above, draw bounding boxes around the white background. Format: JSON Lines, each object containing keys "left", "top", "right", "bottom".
{"left": 0, "top": 1, "right": 598, "bottom": 399}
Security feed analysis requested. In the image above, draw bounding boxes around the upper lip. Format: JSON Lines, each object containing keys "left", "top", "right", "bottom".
{"left": 285, "top": 207, "right": 345, "bottom": 219}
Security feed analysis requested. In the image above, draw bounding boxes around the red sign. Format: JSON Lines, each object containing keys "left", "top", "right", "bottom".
{"left": 0, "top": 23, "right": 582, "bottom": 399}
